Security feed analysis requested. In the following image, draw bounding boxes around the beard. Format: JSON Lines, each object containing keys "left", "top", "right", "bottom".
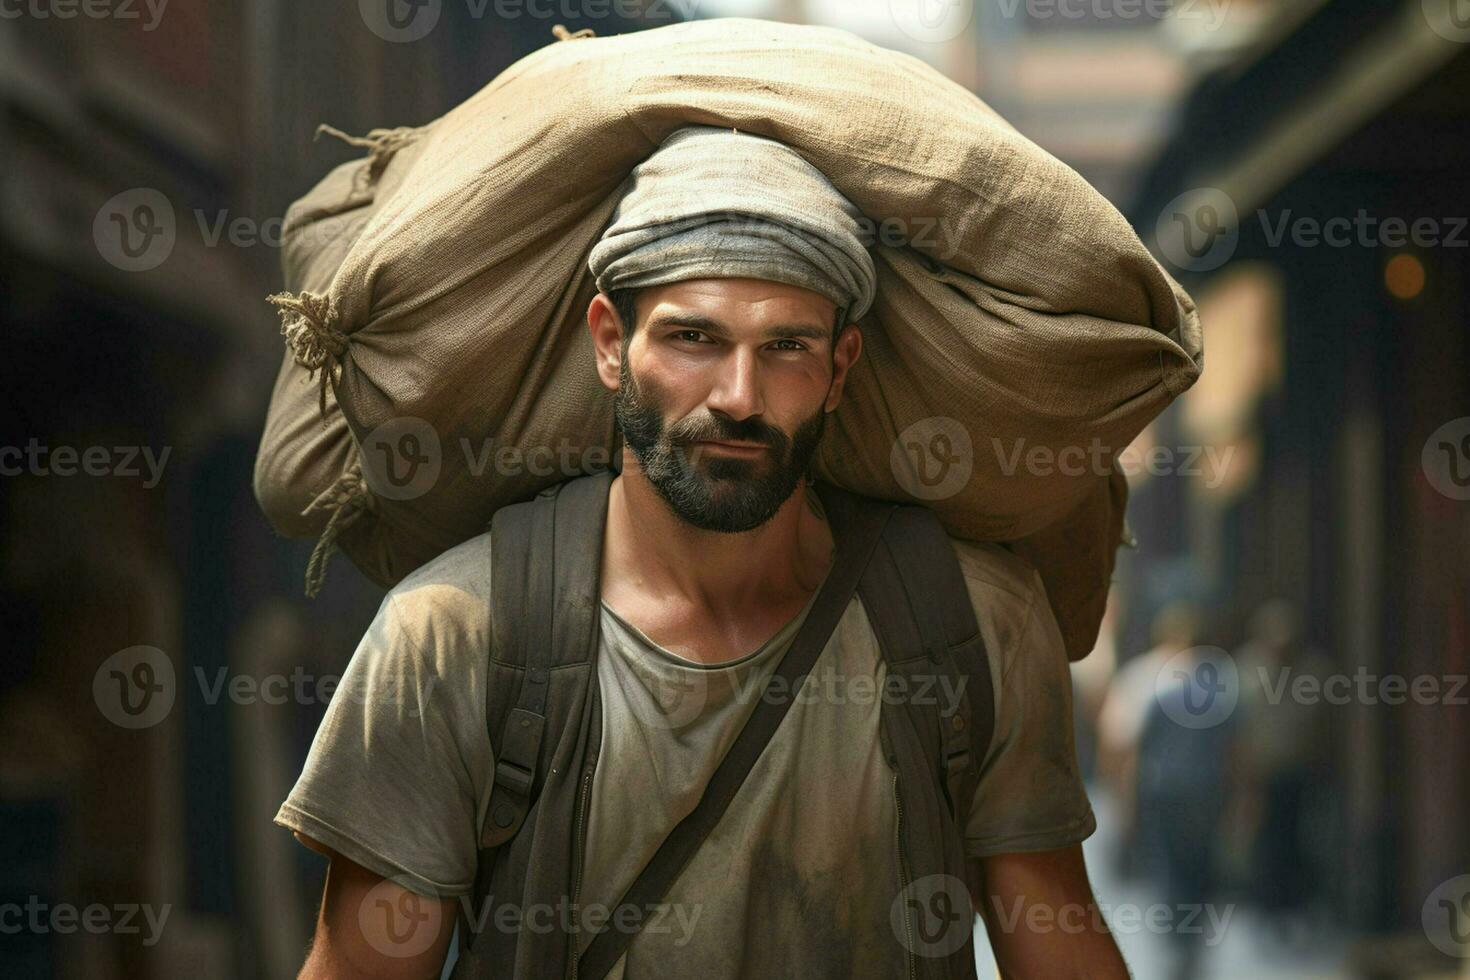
{"left": 615, "top": 354, "right": 827, "bottom": 533}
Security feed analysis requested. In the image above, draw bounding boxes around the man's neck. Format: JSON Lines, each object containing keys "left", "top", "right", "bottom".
{"left": 602, "top": 455, "right": 835, "bottom": 622}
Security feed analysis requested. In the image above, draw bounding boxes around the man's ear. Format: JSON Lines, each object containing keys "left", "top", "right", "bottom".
{"left": 587, "top": 293, "right": 627, "bottom": 392}
{"left": 824, "top": 322, "right": 864, "bottom": 412}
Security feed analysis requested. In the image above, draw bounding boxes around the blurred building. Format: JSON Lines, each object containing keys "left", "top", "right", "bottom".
{"left": 1126, "top": 0, "right": 1470, "bottom": 970}
{"left": 0, "top": 4, "right": 659, "bottom": 978}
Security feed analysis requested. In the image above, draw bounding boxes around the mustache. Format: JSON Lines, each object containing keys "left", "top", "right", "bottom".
{"left": 666, "top": 412, "right": 788, "bottom": 450}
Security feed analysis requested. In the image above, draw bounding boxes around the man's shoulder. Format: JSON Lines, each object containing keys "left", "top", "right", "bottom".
{"left": 942, "top": 538, "right": 1050, "bottom": 666}
{"left": 945, "top": 538, "right": 1044, "bottom": 614}
{"left": 377, "top": 530, "right": 495, "bottom": 655}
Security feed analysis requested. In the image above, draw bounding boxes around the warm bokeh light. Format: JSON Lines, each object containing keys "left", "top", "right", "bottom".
{"left": 1384, "top": 251, "right": 1426, "bottom": 300}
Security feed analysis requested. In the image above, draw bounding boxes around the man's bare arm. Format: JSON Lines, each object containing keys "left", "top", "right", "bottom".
{"left": 296, "top": 834, "right": 457, "bottom": 980}
{"left": 970, "top": 845, "right": 1130, "bottom": 980}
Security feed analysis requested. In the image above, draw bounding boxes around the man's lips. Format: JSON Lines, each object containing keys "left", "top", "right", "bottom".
{"left": 691, "top": 439, "right": 769, "bottom": 456}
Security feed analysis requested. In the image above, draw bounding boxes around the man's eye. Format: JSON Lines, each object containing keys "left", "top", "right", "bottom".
{"left": 771, "top": 339, "right": 806, "bottom": 351}
{"left": 674, "top": 330, "right": 708, "bottom": 343}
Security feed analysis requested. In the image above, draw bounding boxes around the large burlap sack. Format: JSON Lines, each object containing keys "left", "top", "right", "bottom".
{"left": 255, "top": 19, "right": 1200, "bottom": 658}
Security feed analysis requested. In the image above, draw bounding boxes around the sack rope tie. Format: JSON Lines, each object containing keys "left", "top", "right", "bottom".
{"left": 303, "top": 460, "right": 376, "bottom": 597}
{"left": 315, "top": 123, "right": 426, "bottom": 189}
{"left": 551, "top": 24, "right": 596, "bottom": 40}
{"left": 266, "top": 290, "right": 346, "bottom": 421}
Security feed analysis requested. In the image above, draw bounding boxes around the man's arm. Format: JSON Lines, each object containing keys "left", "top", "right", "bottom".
{"left": 297, "top": 837, "right": 457, "bottom": 980}
{"left": 969, "top": 847, "right": 1129, "bottom": 980}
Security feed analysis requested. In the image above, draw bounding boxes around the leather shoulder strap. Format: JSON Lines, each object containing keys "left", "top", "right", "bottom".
{"left": 577, "top": 484, "right": 895, "bottom": 980}
{"left": 853, "top": 500, "right": 995, "bottom": 825}
{"left": 481, "top": 469, "right": 613, "bottom": 848}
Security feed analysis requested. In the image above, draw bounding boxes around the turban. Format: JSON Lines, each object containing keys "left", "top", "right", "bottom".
{"left": 588, "top": 125, "right": 877, "bottom": 324}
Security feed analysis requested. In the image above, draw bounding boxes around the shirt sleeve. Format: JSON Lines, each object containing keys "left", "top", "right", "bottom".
{"left": 274, "top": 536, "right": 495, "bottom": 898}
{"left": 958, "top": 546, "right": 1097, "bottom": 858}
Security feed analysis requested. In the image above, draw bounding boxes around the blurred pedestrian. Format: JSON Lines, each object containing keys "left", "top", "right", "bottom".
{"left": 1097, "top": 600, "right": 1203, "bottom": 879}
{"left": 1233, "top": 598, "right": 1332, "bottom": 937}
{"left": 1135, "top": 640, "right": 1238, "bottom": 980}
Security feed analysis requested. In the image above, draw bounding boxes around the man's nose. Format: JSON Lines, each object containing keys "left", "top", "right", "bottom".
{"left": 704, "top": 347, "right": 764, "bottom": 421}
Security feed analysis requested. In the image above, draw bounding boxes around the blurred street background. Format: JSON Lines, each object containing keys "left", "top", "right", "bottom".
{"left": 2, "top": 0, "right": 1468, "bottom": 977}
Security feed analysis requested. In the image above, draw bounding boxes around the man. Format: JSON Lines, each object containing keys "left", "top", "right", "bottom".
{"left": 277, "top": 126, "right": 1128, "bottom": 979}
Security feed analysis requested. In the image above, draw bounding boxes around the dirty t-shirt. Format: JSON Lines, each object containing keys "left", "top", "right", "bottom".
{"left": 275, "top": 531, "right": 1095, "bottom": 977}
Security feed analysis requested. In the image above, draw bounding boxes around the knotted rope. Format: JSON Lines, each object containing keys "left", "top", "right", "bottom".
{"left": 266, "top": 289, "right": 346, "bottom": 421}
{"left": 302, "top": 459, "right": 377, "bottom": 597}
{"left": 315, "top": 123, "right": 427, "bottom": 192}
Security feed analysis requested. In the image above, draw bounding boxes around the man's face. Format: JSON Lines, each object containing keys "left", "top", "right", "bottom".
{"left": 597, "top": 278, "right": 859, "bottom": 533}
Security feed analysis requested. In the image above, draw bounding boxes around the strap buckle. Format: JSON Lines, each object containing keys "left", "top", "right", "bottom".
{"left": 494, "top": 759, "right": 534, "bottom": 796}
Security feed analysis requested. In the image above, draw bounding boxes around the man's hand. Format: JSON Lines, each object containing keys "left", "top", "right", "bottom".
{"left": 970, "top": 845, "right": 1130, "bottom": 980}
{"left": 296, "top": 837, "right": 457, "bottom": 980}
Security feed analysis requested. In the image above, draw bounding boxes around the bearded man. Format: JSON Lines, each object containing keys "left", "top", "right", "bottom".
{"left": 278, "top": 125, "right": 1128, "bottom": 980}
